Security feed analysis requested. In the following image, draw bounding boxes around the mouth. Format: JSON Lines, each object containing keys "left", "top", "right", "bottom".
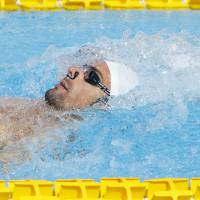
{"left": 55, "top": 80, "right": 69, "bottom": 92}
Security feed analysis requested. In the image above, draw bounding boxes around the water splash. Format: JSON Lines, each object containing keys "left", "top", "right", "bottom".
{"left": 0, "top": 31, "right": 200, "bottom": 179}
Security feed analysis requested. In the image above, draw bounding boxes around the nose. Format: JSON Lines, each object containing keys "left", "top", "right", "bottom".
{"left": 67, "top": 67, "right": 82, "bottom": 80}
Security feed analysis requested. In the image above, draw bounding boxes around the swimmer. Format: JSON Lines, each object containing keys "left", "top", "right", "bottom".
{"left": 0, "top": 59, "right": 139, "bottom": 149}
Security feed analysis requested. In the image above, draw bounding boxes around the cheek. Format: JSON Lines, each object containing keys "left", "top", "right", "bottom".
{"left": 82, "top": 85, "right": 102, "bottom": 101}
{"left": 70, "top": 83, "right": 100, "bottom": 102}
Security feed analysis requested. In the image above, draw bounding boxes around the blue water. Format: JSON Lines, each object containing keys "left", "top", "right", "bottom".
{"left": 0, "top": 11, "right": 200, "bottom": 180}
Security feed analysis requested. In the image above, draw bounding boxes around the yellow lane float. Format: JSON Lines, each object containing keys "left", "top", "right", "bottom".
{"left": 61, "top": 0, "right": 103, "bottom": 10}
{"left": 144, "top": 178, "right": 189, "bottom": 199}
{"left": 152, "top": 191, "right": 193, "bottom": 200}
{"left": 17, "top": 0, "right": 61, "bottom": 10}
{"left": 189, "top": 0, "right": 200, "bottom": 9}
{"left": 0, "top": 180, "right": 5, "bottom": 188}
{"left": 0, "top": 0, "right": 19, "bottom": 11}
{"left": 1, "top": 178, "right": 200, "bottom": 200}
{"left": 146, "top": 0, "right": 189, "bottom": 9}
{"left": 1, "top": 0, "right": 199, "bottom": 10}
{"left": 104, "top": 0, "right": 145, "bottom": 9}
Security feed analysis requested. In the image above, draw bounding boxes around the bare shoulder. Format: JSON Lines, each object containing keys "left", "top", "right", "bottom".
{"left": 0, "top": 97, "right": 36, "bottom": 107}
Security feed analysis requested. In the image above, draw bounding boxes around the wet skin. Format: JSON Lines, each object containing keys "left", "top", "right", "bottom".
{"left": 45, "top": 60, "right": 111, "bottom": 110}
{"left": 0, "top": 60, "right": 111, "bottom": 149}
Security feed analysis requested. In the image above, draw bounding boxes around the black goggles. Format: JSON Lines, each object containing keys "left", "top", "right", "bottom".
{"left": 83, "top": 64, "right": 110, "bottom": 96}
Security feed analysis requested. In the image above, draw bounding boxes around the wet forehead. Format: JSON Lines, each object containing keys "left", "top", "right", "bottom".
{"left": 92, "top": 61, "right": 109, "bottom": 79}
{"left": 92, "top": 60, "right": 111, "bottom": 89}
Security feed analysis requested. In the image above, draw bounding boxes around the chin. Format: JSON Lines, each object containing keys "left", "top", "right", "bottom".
{"left": 45, "top": 89, "right": 66, "bottom": 110}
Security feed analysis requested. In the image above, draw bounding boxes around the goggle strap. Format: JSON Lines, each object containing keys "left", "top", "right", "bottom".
{"left": 97, "top": 82, "right": 110, "bottom": 96}
{"left": 83, "top": 64, "right": 111, "bottom": 96}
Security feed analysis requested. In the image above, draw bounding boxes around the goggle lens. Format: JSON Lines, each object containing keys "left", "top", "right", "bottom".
{"left": 66, "top": 64, "right": 110, "bottom": 96}
{"left": 85, "top": 70, "right": 100, "bottom": 86}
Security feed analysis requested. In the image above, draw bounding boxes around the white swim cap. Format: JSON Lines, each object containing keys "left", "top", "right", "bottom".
{"left": 105, "top": 61, "right": 139, "bottom": 96}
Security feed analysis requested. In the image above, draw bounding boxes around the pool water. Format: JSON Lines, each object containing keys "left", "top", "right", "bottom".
{"left": 0, "top": 11, "right": 200, "bottom": 180}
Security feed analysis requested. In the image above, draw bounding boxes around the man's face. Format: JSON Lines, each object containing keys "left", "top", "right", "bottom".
{"left": 45, "top": 61, "right": 111, "bottom": 110}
